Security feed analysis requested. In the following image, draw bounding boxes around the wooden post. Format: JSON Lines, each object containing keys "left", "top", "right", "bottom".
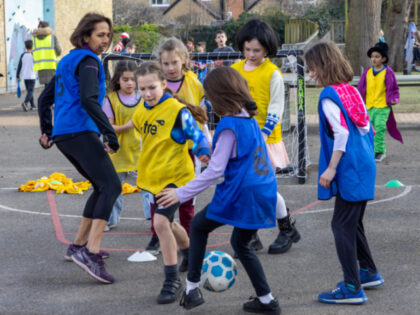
{"left": 345, "top": 0, "right": 348, "bottom": 37}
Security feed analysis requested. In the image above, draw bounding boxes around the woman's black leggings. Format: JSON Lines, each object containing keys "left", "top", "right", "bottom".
{"left": 55, "top": 132, "right": 121, "bottom": 220}
{"left": 187, "top": 206, "right": 271, "bottom": 296}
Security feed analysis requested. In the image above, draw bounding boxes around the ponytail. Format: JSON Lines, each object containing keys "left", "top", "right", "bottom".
{"left": 164, "top": 88, "right": 208, "bottom": 125}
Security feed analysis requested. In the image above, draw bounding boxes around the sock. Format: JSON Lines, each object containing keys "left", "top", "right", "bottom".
{"left": 164, "top": 264, "right": 179, "bottom": 281}
{"left": 276, "top": 192, "right": 288, "bottom": 219}
{"left": 258, "top": 292, "right": 274, "bottom": 304}
{"left": 180, "top": 248, "right": 189, "bottom": 259}
{"left": 85, "top": 248, "right": 95, "bottom": 256}
{"left": 186, "top": 279, "right": 199, "bottom": 294}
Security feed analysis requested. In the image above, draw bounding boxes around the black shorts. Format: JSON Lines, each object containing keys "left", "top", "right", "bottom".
{"left": 153, "top": 184, "right": 180, "bottom": 222}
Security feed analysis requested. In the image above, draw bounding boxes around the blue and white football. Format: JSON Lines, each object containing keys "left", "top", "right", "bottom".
{"left": 201, "top": 251, "right": 237, "bottom": 292}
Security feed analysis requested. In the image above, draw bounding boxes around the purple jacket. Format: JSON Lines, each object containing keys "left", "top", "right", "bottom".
{"left": 357, "top": 66, "right": 403, "bottom": 143}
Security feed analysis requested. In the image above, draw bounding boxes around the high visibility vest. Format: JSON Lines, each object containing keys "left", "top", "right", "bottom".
{"left": 33, "top": 35, "right": 57, "bottom": 71}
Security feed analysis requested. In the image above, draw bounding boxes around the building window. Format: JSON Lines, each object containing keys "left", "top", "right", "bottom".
{"left": 150, "top": 0, "right": 170, "bottom": 7}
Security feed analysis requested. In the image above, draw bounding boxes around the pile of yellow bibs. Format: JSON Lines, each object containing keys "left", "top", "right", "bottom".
{"left": 19, "top": 172, "right": 141, "bottom": 195}
{"left": 122, "top": 182, "right": 140, "bottom": 195}
{"left": 19, "top": 172, "right": 91, "bottom": 194}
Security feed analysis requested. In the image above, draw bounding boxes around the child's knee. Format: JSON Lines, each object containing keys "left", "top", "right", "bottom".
{"left": 154, "top": 214, "right": 170, "bottom": 234}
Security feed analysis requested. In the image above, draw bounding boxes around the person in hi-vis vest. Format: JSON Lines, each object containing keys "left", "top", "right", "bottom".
{"left": 32, "top": 21, "right": 62, "bottom": 85}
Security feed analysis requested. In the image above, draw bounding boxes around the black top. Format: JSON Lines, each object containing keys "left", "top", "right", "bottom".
{"left": 37, "top": 56, "right": 119, "bottom": 151}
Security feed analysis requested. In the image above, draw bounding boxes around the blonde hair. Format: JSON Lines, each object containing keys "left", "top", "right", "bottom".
{"left": 304, "top": 41, "right": 353, "bottom": 87}
{"left": 155, "top": 37, "right": 191, "bottom": 71}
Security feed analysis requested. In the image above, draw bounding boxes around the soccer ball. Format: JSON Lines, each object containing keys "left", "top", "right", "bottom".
{"left": 201, "top": 251, "right": 237, "bottom": 292}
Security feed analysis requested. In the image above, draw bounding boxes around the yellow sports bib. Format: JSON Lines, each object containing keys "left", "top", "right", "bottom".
{"left": 176, "top": 70, "right": 204, "bottom": 148}
{"left": 108, "top": 92, "right": 141, "bottom": 172}
{"left": 132, "top": 97, "right": 195, "bottom": 194}
{"left": 366, "top": 67, "right": 387, "bottom": 109}
{"left": 232, "top": 59, "right": 283, "bottom": 143}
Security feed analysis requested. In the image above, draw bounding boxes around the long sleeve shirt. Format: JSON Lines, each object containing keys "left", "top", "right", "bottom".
{"left": 262, "top": 70, "right": 285, "bottom": 137}
{"left": 38, "top": 56, "right": 118, "bottom": 150}
{"left": 175, "top": 110, "right": 249, "bottom": 203}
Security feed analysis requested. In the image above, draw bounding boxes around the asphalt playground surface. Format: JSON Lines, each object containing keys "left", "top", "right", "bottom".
{"left": 0, "top": 89, "right": 419, "bottom": 314}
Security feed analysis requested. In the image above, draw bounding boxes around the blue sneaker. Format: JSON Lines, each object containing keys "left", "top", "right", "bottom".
{"left": 360, "top": 268, "right": 384, "bottom": 288}
{"left": 318, "top": 283, "right": 367, "bottom": 304}
{"left": 337, "top": 269, "right": 384, "bottom": 289}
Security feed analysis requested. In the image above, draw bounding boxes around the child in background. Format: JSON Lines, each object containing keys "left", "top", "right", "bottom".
{"left": 357, "top": 42, "right": 402, "bottom": 162}
{"left": 125, "top": 41, "right": 136, "bottom": 54}
{"left": 146, "top": 37, "right": 208, "bottom": 268}
{"left": 194, "top": 42, "right": 214, "bottom": 84}
{"left": 232, "top": 19, "right": 300, "bottom": 254}
{"left": 113, "top": 32, "right": 130, "bottom": 53}
{"left": 305, "top": 41, "right": 383, "bottom": 305}
{"left": 16, "top": 40, "right": 36, "bottom": 111}
{"left": 157, "top": 67, "right": 281, "bottom": 314}
{"left": 117, "top": 61, "right": 210, "bottom": 304}
{"left": 213, "top": 30, "right": 235, "bottom": 67}
{"left": 102, "top": 60, "right": 141, "bottom": 231}
{"left": 186, "top": 37, "right": 195, "bottom": 52}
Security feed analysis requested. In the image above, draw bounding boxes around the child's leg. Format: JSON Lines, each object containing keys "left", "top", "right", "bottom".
{"left": 178, "top": 199, "right": 194, "bottom": 235}
{"left": 154, "top": 213, "right": 178, "bottom": 265}
{"left": 331, "top": 193, "right": 365, "bottom": 290}
{"left": 187, "top": 206, "right": 222, "bottom": 284}
{"left": 107, "top": 172, "right": 127, "bottom": 228}
{"left": 231, "top": 228, "right": 271, "bottom": 297}
{"left": 171, "top": 220, "right": 189, "bottom": 249}
{"left": 356, "top": 202, "right": 378, "bottom": 272}
{"left": 369, "top": 107, "right": 391, "bottom": 154}
{"left": 23, "top": 79, "right": 35, "bottom": 107}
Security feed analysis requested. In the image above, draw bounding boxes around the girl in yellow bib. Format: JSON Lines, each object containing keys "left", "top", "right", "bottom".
{"left": 143, "top": 37, "right": 209, "bottom": 263}
{"left": 101, "top": 60, "right": 141, "bottom": 231}
{"left": 118, "top": 61, "right": 210, "bottom": 304}
{"left": 232, "top": 19, "right": 300, "bottom": 255}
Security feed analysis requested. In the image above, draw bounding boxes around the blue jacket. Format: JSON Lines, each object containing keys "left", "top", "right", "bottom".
{"left": 318, "top": 86, "right": 376, "bottom": 201}
{"left": 52, "top": 49, "right": 105, "bottom": 137}
{"left": 207, "top": 116, "right": 277, "bottom": 229}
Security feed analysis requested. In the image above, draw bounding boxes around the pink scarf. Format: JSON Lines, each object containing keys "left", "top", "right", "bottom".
{"left": 332, "top": 83, "right": 369, "bottom": 127}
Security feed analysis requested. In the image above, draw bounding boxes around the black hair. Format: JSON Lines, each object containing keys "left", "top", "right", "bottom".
{"left": 215, "top": 29, "right": 226, "bottom": 36}
{"left": 235, "top": 19, "right": 278, "bottom": 57}
{"left": 24, "top": 40, "right": 33, "bottom": 50}
{"left": 109, "top": 60, "right": 138, "bottom": 92}
{"left": 70, "top": 13, "right": 113, "bottom": 49}
{"left": 121, "top": 37, "right": 130, "bottom": 46}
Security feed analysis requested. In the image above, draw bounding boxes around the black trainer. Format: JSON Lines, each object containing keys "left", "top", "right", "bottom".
{"left": 178, "top": 256, "right": 188, "bottom": 272}
{"left": 249, "top": 232, "right": 264, "bottom": 251}
{"left": 146, "top": 235, "right": 160, "bottom": 255}
{"left": 180, "top": 288, "right": 205, "bottom": 310}
{"left": 243, "top": 297, "right": 281, "bottom": 314}
{"left": 157, "top": 279, "right": 183, "bottom": 304}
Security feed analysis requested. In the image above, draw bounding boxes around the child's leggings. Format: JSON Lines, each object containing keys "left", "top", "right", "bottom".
{"left": 368, "top": 107, "right": 390, "bottom": 153}
{"left": 332, "top": 193, "right": 378, "bottom": 290}
{"left": 187, "top": 206, "right": 271, "bottom": 297}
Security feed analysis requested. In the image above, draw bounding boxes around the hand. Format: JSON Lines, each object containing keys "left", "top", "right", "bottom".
{"left": 39, "top": 133, "right": 53, "bottom": 149}
{"left": 319, "top": 167, "right": 336, "bottom": 189}
{"left": 104, "top": 143, "right": 115, "bottom": 154}
{"left": 198, "top": 154, "right": 210, "bottom": 163}
{"left": 156, "top": 188, "right": 179, "bottom": 208}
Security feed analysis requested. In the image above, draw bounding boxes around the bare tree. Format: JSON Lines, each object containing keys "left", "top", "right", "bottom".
{"left": 345, "top": 0, "right": 383, "bottom": 75}
{"left": 113, "top": 0, "right": 162, "bottom": 26}
{"left": 385, "top": 0, "right": 413, "bottom": 71}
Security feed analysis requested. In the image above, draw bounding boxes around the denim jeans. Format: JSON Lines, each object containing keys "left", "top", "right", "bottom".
{"left": 107, "top": 172, "right": 128, "bottom": 226}
{"left": 24, "top": 79, "right": 35, "bottom": 108}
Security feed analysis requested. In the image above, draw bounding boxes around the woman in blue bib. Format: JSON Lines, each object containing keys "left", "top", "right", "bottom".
{"left": 38, "top": 13, "right": 120, "bottom": 284}
{"left": 157, "top": 67, "right": 281, "bottom": 314}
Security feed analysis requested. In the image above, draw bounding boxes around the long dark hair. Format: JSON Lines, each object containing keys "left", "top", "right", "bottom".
{"left": 70, "top": 13, "right": 113, "bottom": 49}
{"left": 109, "top": 60, "right": 138, "bottom": 92}
{"left": 203, "top": 67, "right": 256, "bottom": 117}
{"left": 135, "top": 62, "right": 207, "bottom": 124}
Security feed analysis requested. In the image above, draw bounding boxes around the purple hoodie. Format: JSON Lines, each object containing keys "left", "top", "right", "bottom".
{"left": 357, "top": 66, "right": 403, "bottom": 143}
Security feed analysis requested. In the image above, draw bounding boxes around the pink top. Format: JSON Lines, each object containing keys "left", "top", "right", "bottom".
{"left": 102, "top": 91, "right": 141, "bottom": 119}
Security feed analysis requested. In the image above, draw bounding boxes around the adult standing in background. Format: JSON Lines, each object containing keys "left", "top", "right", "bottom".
{"left": 32, "top": 21, "right": 62, "bottom": 86}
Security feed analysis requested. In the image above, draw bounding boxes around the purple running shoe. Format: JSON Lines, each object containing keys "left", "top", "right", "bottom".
{"left": 71, "top": 247, "right": 114, "bottom": 284}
